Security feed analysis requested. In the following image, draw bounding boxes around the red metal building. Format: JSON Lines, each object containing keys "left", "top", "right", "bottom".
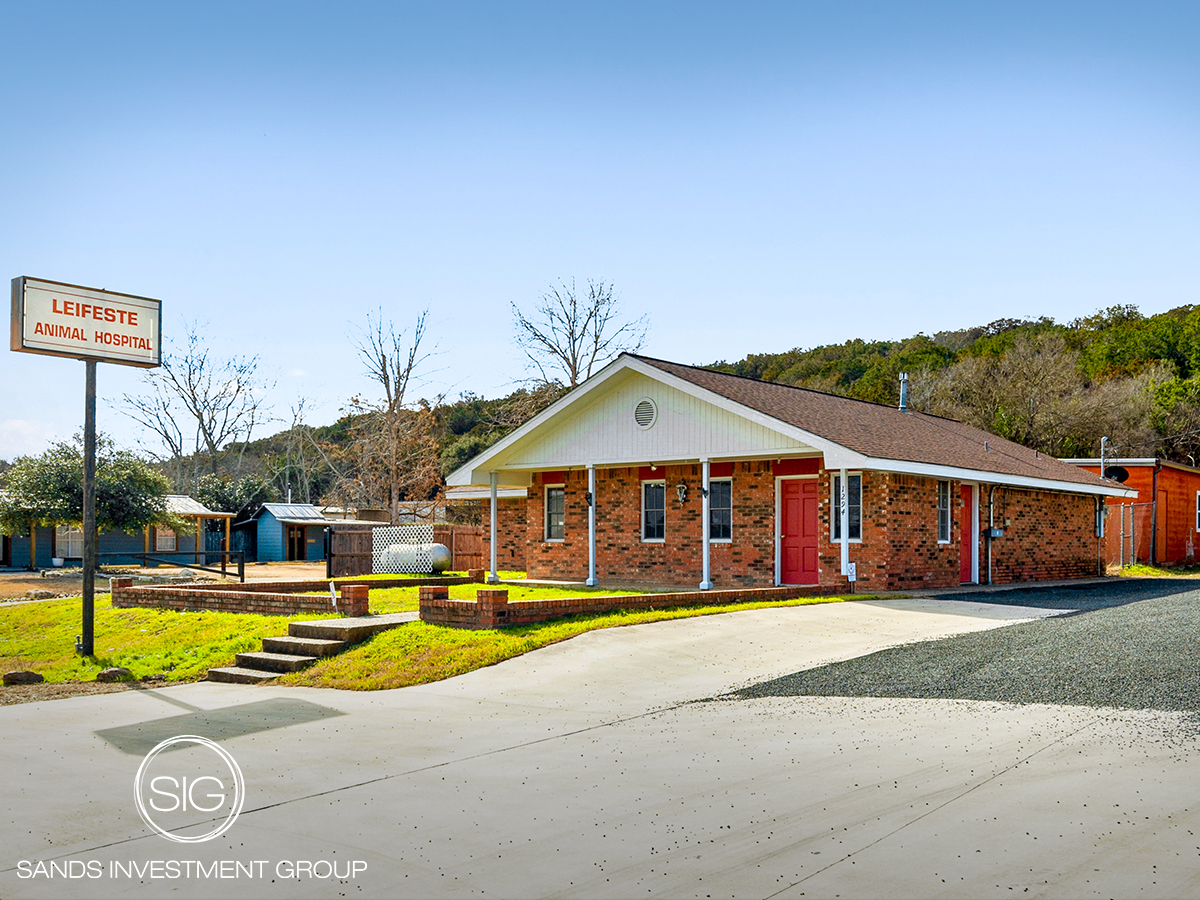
{"left": 1065, "top": 458, "right": 1200, "bottom": 566}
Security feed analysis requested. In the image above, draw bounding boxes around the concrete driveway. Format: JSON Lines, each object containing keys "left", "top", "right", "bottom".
{"left": 1, "top": 595, "right": 1195, "bottom": 899}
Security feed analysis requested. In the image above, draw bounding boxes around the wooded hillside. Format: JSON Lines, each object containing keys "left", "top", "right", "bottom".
{"left": 711, "top": 304, "right": 1200, "bottom": 465}
{"left": 26, "top": 303, "right": 1192, "bottom": 516}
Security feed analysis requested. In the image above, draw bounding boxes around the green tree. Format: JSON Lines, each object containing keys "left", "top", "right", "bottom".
{"left": 193, "top": 473, "right": 278, "bottom": 521}
{"left": 0, "top": 437, "right": 172, "bottom": 536}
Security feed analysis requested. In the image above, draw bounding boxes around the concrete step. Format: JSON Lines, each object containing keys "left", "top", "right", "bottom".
{"left": 206, "top": 666, "right": 283, "bottom": 684}
{"left": 262, "top": 635, "right": 346, "bottom": 657}
{"left": 234, "top": 651, "right": 317, "bottom": 673}
{"left": 288, "top": 611, "right": 418, "bottom": 643}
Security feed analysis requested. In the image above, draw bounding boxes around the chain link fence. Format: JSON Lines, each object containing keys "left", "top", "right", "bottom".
{"left": 1104, "top": 502, "right": 1155, "bottom": 569}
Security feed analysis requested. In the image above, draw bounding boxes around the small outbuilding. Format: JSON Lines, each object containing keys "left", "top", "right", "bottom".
{"left": 1064, "top": 458, "right": 1200, "bottom": 566}
{"left": 0, "top": 494, "right": 232, "bottom": 569}
{"left": 448, "top": 354, "right": 1133, "bottom": 590}
{"left": 233, "top": 503, "right": 347, "bottom": 563}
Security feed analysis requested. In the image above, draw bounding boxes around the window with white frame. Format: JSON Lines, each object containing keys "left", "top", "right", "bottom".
{"left": 831, "top": 473, "right": 862, "bottom": 541}
{"left": 156, "top": 527, "right": 177, "bottom": 552}
{"left": 545, "top": 486, "right": 565, "bottom": 541}
{"left": 642, "top": 481, "right": 665, "bottom": 541}
{"left": 55, "top": 525, "right": 83, "bottom": 558}
{"left": 1195, "top": 492, "right": 1199, "bottom": 531}
{"left": 709, "top": 479, "right": 732, "bottom": 541}
{"left": 937, "top": 480, "right": 951, "bottom": 543}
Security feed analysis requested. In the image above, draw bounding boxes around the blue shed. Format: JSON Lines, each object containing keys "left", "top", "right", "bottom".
{"left": 236, "top": 503, "right": 333, "bottom": 563}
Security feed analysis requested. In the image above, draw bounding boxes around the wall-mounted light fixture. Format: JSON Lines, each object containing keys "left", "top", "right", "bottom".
{"left": 676, "top": 480, "right": 688, "bottom": 505}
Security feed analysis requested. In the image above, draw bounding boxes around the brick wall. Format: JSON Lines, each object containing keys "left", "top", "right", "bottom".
{"left": 419, "top": 583, "right": 840, "bottom": 629}
{"left": 174, "top": 576, "right": 476, "bottom": 593}
{"left": 477, "top": 498, "right": 527, "bottom": 571}
{"left": 986, "top": 487, "right": 1099, "bottom": 583}
{"left": 108, "top": 578, "right": 400, "bottom": 616}
{"left": 526, "top": 463, "right": 778, "bottom": 587}
{"left": 512, "top": 463, "right": 1099, "bottom": 589}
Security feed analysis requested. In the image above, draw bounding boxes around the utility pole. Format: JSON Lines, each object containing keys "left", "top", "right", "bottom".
{"left": 81, "top": 361, "right": 97, "bottom": 656}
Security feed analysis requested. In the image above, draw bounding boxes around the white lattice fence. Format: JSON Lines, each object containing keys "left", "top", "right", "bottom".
{"left": 372, "top": 524, "right": 436, "bottom": 574}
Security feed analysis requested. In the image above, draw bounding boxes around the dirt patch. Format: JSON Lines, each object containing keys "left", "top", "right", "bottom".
{"left": 0, "top": 680, "right": 186, "bottom": 706}
{"left": 0, "top": 561, "right": 330, "bottom": 601}
{"left": 0, "top": 572, "right": 85, "bottom": 600}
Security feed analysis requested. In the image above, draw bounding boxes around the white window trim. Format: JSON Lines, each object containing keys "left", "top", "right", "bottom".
{"left": 1195, "top": 491, "right": 1200, "bottom": 532}
{"left": 830, "top": 472, "right": 863, "bottom": 544}
{"left": 641, "top": 479, "right": 666, "bottom": 543}
{"left": 544, "top": 484, "right": 566, "bottom": 543}
{"left": 56, "top": 524, "right": 84, "bottom": 559}
{"left": 156, "top": 526, "right": 177, "bottom": 552}
{"left": 708, "top": 477, "right": 733, "bottom": 544}
{"left": 937, "top": 480, "right": 952, "bottom": 544}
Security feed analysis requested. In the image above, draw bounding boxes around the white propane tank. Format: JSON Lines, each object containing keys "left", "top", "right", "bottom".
{"left": 380, "top": 542, "right": 452, "bottom": 574}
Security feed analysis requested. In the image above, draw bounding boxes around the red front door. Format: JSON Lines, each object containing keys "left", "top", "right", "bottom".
{"left": 959, "top": 485, "right": 973, "bottom": 583}
{"left": 780, "top": 478, "right": 819, "bottom": 585}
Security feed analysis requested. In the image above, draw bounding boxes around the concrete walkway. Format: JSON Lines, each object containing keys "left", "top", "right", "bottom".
{"left": 1, "top": 595, "right": 1195, "bottom": 898}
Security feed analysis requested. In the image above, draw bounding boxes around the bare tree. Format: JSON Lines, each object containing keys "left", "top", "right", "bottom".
{"left": 512, "top": 279, "right": 648, "bottom": 387}
{"left": 120, "top": 321, "right": 271, "bottom": 491}
{"left": 121, "top": 373, "right": 188, "bottom": 488}
{"left": 265, "top": 398, "right": 338, "bottom": 504}
{"left": 330, "top": 309, "right": 442, "bottom": 523}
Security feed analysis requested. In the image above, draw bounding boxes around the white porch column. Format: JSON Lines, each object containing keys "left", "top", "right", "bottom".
{"left": 699, "top": 459, "right": 712, "bottom": 590}
{"left": 488, "top": 472, "right": 499, "bottom": 584}
{"left": 839, "top": 467, "right": 850, "bottom": 577}
{"left": 586, "top": 464, "right": 597, "bottom": 587}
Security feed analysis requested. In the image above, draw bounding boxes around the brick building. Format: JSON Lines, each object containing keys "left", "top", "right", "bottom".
{"left": 448, "top": 354, "right": 1132, "bottom": 591}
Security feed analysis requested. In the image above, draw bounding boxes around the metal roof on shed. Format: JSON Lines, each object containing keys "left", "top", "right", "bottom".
{"left": 165, "top": 495, "right": 233, "bottom": 518}
{"left": 260, "top": 503, "right": 328, "bottom": 520}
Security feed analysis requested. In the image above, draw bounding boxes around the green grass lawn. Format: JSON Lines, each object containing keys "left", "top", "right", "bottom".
{"left": 365, "top": 582, "right": 647, "bottom": 614}
{"left": 0, "top": 596, "right": 332, "bottom": 683}
{"left": 0, "top": 585, "right": 860, "bottom": 690}
{"left": 281, "top": 593, "right": 862, "bottom": 691}
{"left": 332, "top": 570, "right": 526, "bottom": 583}
{"left": 1119, "top": 563, "right": 1200, "bottom": 578}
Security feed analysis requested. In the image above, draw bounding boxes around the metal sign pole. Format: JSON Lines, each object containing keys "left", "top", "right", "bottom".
{"left": 81, "top": 360, "right": 97, "bottom": 657}
{"left": 11, "top": 277, "right": 164, "bottom": 658}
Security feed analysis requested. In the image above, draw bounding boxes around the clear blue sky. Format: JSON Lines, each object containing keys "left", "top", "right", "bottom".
{"left": 2, "top": 1, "right": 1198, "bottom": 460}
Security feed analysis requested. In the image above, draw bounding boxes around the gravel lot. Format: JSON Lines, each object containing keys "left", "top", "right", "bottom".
{"left": 728, "top": 577, "right": 1200, "bottom": 715}
{"left": 931, "top": 575, "right": 1199, "bottom": 611}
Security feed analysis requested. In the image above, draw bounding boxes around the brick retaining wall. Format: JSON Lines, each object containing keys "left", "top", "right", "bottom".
{"left": 176, "top": 576, "right": 476, "bottom": 593}
{"left": 110, "top": 578, "right": 382, "bottom": 616}
{"left": 418, "top": 584, "right": 840, "bottom": 629}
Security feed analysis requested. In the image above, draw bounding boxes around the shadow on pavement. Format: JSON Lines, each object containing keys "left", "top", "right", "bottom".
{"left": 927, "top": 577, "right": 1200, "bottom": 612}
{"left": 96, "top": 697, "right": 344, "bottom": 755}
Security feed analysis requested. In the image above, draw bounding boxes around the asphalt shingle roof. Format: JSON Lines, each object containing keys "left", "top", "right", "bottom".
{"left": 632, "top": 354, "right": 1108, "bottom": 488}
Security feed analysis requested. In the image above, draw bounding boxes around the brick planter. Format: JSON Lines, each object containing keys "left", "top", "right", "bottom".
{"left": 419, "top": 584, "right": 838, "bottom": 629}
{"left": 110, "top": 577, "right": 374, "bottom": 617}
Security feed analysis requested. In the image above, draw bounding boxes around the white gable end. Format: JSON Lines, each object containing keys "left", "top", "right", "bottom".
{"left": 481, "top": 370, "right": 814, "bottom": 476}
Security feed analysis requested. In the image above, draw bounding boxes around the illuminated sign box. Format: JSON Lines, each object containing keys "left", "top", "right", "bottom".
{"left": 10, "top": 276, "right": 162, "bottom": 368}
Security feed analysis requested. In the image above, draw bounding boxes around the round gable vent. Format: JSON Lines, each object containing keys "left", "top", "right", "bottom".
{"left": 634, "top": 398, "right": 657, "bottom": 429}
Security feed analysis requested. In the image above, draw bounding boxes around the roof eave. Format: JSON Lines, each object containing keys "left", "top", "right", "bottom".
{"left": 860, "top": 456, "right": 1138, "bottom": 497}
